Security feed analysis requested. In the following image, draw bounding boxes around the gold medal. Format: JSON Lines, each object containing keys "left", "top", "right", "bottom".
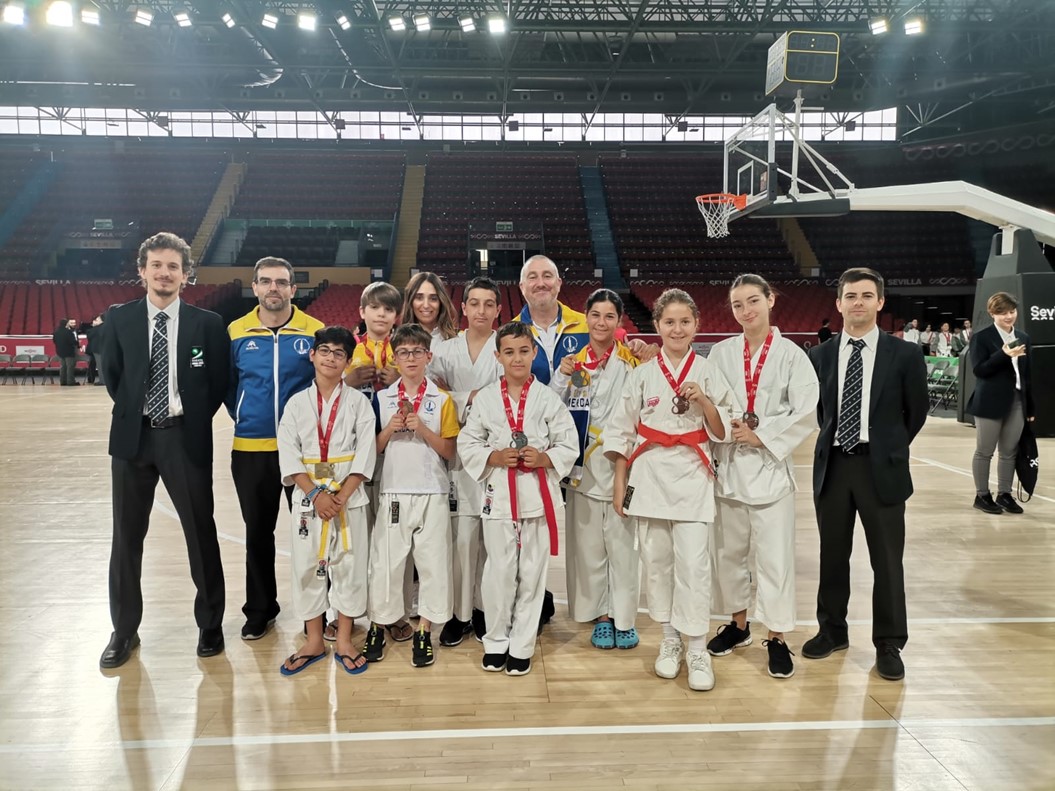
{"left": 315, "top": 462, "right": 334, "bottom": 478}
{"left": 571, "top": 368, "right": 591, "bottom": 388}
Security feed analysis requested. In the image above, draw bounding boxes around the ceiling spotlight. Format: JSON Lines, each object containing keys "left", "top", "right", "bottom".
{"left": 221, "top": 12, "right": 235, "bottom": 27}
{"left": 336, "top": 13, "right": 350, "bottom": 30}
{"left": 2, "top": 3, "right": 25, "bottom": 25}
{"left": 459, "top": 16, "right": 475, "bottom": 32}
{"left": 46, "top": 1, "right": 74, "bottom": 27}
{"left": 81, "top": 7, "right": 100, "bottom": 25}
{"left": 488, "top": 16, "right": 506, "bottom": 34}
{"left": 134, "top": 8, "right": 153, "bottom": 26}
{"left": 904, "top": 18, "right": 924, "bottom": 35}
{"left": 388, "top": 16, "right": 405, "bottom": 31}
{"left": 297, "top": 12, "right": 315, "bottom": 31}
{"left": 174, "top": 11, "right": 192, "bottom": 27}
{"left": 869, "top": 17, "right": 888, "bottom": 35}
{"left": 261, "top": 12, "right": 278, "bottom": 29}
{"left": 413, "top": 13, "right": 429, "bottom": 32}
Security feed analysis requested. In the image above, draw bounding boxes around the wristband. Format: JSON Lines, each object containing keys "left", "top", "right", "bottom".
{"left": 304, "top": 485, "right": 326, "bottom": 502}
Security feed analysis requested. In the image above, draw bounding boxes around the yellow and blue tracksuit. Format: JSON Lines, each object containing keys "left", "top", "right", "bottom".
{"left": 227, "top": 305, "right": 325, "bottom": 452}
{"left": 513, "top": 301, "right": 590, "bottom": 385}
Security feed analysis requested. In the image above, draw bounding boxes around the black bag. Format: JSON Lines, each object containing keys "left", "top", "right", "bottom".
{"left": 1015, "top": 421, "right": 1039, "bottom": 502}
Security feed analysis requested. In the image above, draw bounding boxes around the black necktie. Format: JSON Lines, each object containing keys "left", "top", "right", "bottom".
{"left": 147, "top": 312, "right": 169, "bottom": 423}
{"left": 836, "top": 338, "right": 866, "bottom": 450}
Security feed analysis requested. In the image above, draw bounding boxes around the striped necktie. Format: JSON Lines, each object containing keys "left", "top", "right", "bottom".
{"left": 836, "top": 338, "right": 866, "bottom": 450}
{"left": 146, "top": 312, "right": 169, "bottom": 424}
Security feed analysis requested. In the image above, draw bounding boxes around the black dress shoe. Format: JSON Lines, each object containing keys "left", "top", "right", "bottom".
{"left": 973, "top": 494, "right": 1003, "bottom": 514}
{"left": 801, "top": 632, "right": 849, "bottom": 659}
{"left": 100, "top": 632, "right": 140, "bottom": 669}
{"left": 197, "top": 627, "right": 225, "bottom": 658}
{"left": 994, "top": 492, "right": 1024, "bottom": 514}
{"left": 876, "top": 643, "right": 905, "bottom": 680}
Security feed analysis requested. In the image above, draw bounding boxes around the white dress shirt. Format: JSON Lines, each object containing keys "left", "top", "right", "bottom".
{"left": 995, "top": 325, "right": 1022, "bottom": 391}
{"left": 835, "top": 325, "right": 880, "bottom": 445}
{"left": 145, "top": 298, "right": 184, "bottom": 417}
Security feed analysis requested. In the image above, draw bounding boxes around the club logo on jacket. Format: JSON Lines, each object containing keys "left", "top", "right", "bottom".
{"left": 424, "top": 399, "right": 436, "bottom": 414}
{"left": 293, "top": 338, "right": 311, "bottom": 355}
{"left": 562, "top": 336, "right": 579, "bottom": 353}
{"left": 646, "top": 396, "right": 661, "bottom": 408}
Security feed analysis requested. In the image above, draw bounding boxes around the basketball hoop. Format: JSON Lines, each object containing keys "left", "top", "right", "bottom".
{"left": 696, "top": 193, "right": 747, "bottom": 238}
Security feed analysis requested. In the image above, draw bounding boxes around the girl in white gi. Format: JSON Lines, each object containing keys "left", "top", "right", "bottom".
{"left": 550, "top": 289, "right": 641, "bottom": 651}
{"left": 606, "top": 289, "right": 734, "bottom": 691}
{"left": 428, "top": 277, "right": 505, "bottom": 646}
{"left": 934, "top": 322, "right": 954, "bottom": 357}
{"left": 458, "top": 322, "right": 579, "bottom": 676}
{"left": 277, "top": 326, "right": 378, "bottom": 676}
{"left": 364, "top": 323, "right": 460, "bottom": 669}
{"left": 706, "top": 274, "right": 819, "bottom": 679}
{"left": 402, "top": 271, "right": 459, "bottom": 346}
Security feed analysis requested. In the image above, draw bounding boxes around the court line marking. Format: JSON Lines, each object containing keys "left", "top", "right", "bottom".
{"left": 3, "top": 715, "right": 1053, "bottom": 753}
{"left": 911, "top": 455, "right": 1053, "bottom": 504}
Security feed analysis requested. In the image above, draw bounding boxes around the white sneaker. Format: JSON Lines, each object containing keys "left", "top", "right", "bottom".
{"left": 654, "top": 638, "right": 684, "bottom": 679}
{"left": 686, "top": 650, "right": 715, "bottom": 691}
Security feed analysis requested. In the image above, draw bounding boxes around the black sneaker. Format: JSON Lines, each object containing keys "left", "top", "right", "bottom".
{"left": 537, "top": 590, "right": 555, "bottom": 635}
{"left": 764, "top": 638, "right": 795, "bottom": 678}
{"left": 241, "top": 617, "right": 276, "bottom": 641}
{"left": 481, "top": 651, "right": 507, "bottom": 672}
{"left": 995, "top": 492, "right": 1024, "bottom": 514}
{"left": 801, "top": 632, "right": 849, "bottom": 659}
{"left": 439, "top": 617, "right": 472, "bottom": 647}
{"left": 707, "top": 621, "right": 752, "bottom": 656}
{"left": 876, "top": 643, "right": 905, "bottom": 680}
{"left": 505, "top": 655, "right": 531, "bottom": 676}
{"left": 363, "top": 624, "right": 386, "bottom": 662}
{"left": 973, "top": 494, "right": 1003, "bottom": 514}
{"left": 412, "top": 629, "right": 435, "bottom": 667}
{"left": 472, "top": 608, "right": 486, "bottom": 643}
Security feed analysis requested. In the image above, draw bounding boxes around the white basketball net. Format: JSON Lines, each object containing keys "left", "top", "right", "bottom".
{"left": 695, "top": 194, "right": 741, "bottom": 238}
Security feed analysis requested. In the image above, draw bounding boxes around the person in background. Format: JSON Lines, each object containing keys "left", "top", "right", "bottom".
{"left": 919, "top": 323, "right": 934, "bottom": 355}
{"left": 902, "top": 319, "right": 920, "bottom": 347}
{"left": 53, "top": 317, "right": 80, "bottom": 386}
{"left": 817, "top": 318, "right": 833, "bottom": 344}
{"left": 934, "top": 322, "right": 954, "bottom": 357}
{"left": 402, "top": 271, "right": 460, "bottom": 346}
{"left": 86, "top": 313, "right": 107, "bottom": 386}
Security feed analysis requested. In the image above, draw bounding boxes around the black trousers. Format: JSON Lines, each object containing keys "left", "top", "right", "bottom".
{"left": 814, "top": 452, "right": 908, "bottom": 649}
{"left": 231, "top": 450, "right": 293, "bottom": 624}
{"left": 109, "top": 424, "right": 225, "bottom": 637}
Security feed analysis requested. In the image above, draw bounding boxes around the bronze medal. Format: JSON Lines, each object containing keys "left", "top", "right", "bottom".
{"left": 571, "top": 368, "right": 591, "bottom": 388}
{"left": 511, "top": 430, "right": 529, "bottom": 450}
{"left": 743, "top": 411, "right": 760, "bottom": 430}
{"left": 672, "top": 396, "right": 690, "bottom": 415}
{"left": 398, "top": 399, "right": 413, "bottom": 416}
{"left": 314, "top": 462, "right": 334, "bottom": 478}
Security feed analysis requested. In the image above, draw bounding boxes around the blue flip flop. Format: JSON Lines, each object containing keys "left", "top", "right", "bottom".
{"left": 615, "top": 627, "right": 639, "bottom": 650}
{"left": 591, "top": 621, "right": 616, "bottom": 649}
{"left": 335, "top": 651, "right": 369, "bottom": 675}
{"left": 279, "top": 650, "right": 328, "bottom": 676}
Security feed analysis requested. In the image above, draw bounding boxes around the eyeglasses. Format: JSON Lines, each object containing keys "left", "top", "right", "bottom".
{"left": 256, "top": 277, "right": 292, "bottom": 289}
{"left": 314, "top": 346, "right": 348, "bottom": 361}
{"left": 394, "top": 347, "right": 428, "bottom": 360}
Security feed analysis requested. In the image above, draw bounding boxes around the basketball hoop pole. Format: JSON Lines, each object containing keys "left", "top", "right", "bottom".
{"left": 790, "top": 90, "right": 803, "bottom": 199}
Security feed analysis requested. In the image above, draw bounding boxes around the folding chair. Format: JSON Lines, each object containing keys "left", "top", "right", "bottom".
{"left": 28, "top": 354, "right": 50, "bottom": 385}
{"left": 47, "top": 355, "right": 63, "bottom": 384}
{"left": 11, "top": 354, "right": 31, "bottom": 384}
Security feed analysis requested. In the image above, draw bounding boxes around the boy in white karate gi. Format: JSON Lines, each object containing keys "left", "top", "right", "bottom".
{"left": 364, "top": 323, "right": 460, "bottom": 668}
{"left": 277, "top": 326, "right": 377, "bottom": 676}
{"left": 458, "top": 322, "right": 579, "bottom": 676}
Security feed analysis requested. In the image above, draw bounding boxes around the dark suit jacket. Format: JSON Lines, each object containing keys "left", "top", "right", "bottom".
{"left": 53, "top": 326, "right": 78, "bottom": 358}
{"left": 102, "top": 298, "right": 229, "bottom": 467}
{"left": 966, "top": 324, "right": 1034, "bottom": 420}
{"left": 808, "top": 330, "right": 929, "bottom": 506}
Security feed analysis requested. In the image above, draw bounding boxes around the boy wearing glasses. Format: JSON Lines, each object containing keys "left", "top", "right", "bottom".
{"left": 277, "top": 326, "right": 377, "bottom": 676}
{"left": 364, "top": 323, "right": 460, "bottom": 668}
{"left": 228, "top": 257, "right": 324, "bottom": 642}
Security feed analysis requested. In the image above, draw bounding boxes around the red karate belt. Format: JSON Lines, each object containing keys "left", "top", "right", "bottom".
{"left": 508, "top": 463, "right": 560, "bottom": 556}
{"left": 626, "top": 423, "right": 716, "bottom": 479}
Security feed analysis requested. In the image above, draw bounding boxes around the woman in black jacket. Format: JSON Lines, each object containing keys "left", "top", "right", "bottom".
{"left": 966, "top": 292, "right": 1036, "bottom": 514}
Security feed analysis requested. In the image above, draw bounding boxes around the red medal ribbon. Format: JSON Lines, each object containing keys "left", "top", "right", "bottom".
{"left": 579, "top": 343, "right": 615, "bottom": 372}
{"left": 315, "top": 383, "right": 343, "bottom": 463}
{"left": 500, "top": 376, "right": 560, "bottom": 556}
{"left": 397, "top": 378, "right": 428, "bottom": 413}
{"left": 943, "top": 332, "right": 951, "bottom": 345}
{"left": 627, "top": 424, "right": 715, "bottom": 479}
{"left": 656, "top": 352, "right": 694, "bottom": 397}
{"left": 742, "top": 330, "right": 774, "bottom": 416}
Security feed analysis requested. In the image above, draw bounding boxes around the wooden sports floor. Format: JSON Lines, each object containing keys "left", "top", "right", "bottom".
{"left": 1, "top": 384, "right": 1052, "bottom": 791}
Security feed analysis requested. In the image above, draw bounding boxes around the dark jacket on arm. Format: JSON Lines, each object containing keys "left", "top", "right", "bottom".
{"left": 966, "top": 324, "right": 1034, "bottom": 420}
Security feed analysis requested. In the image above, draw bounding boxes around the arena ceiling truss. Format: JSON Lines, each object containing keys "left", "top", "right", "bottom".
{"left": 0, "top": 0, "right": 1052, "bottom": 141}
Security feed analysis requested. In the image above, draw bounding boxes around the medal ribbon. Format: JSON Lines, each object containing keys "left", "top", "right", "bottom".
{"left": 315, "top": 383, "right": 343, "bottom": 463}
{"left": 656, "top": 352, "right": 693, "bottom": 397}
{"left": 500, "top": 376, "right": 560, "bottom": 556}
{"left": 743, "top": 330, "right": 774, "bottom": 416}
{"left": 579, "top": 343, "right": 615, "bottom": 372}
{"left": 397, "top": 378, "right": 429, "bottom": 413}
{"left": 627, "top": 424, "right": 715, "bottom": 479}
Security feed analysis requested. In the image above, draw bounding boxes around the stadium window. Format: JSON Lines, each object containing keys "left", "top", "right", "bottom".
{"left": 358, "top": 123, "right": 381, "bottom": 140}
{"left": 316, "top": 123, "right": 337, "bottom": 140}
{"left": 359, "top": 111, "right": 380, "bottom": 123}
{"left": 18, "top": 118, "right": 40, "bottom": 134}
{"left": 642, "top": 126, "right": 662, "bottom": 141}
{"left": 583, "top": 123, "right": 603, "bottom": 142}
{"left": 623, "top": 126, "right": 643, "bottom": 142}
{"left": 40, "top": 118, "right": 60, "bottom": 135}
{"left": 212, "top": 121, "right": 233, "bottom": 137}
{"left": 127, "top": 120, "right": 148, "bottom": 136}
{"left": 85, "top": 119, "right": 106, "bottom": 136}
{"left": 480, "top": 123, "right": 501, "bottom": 141}
{"left": 603, "top": 124, "right": 621, "bottom": 142}
{"left": 441, "top": 121, "right": 461, "bottom": 140}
